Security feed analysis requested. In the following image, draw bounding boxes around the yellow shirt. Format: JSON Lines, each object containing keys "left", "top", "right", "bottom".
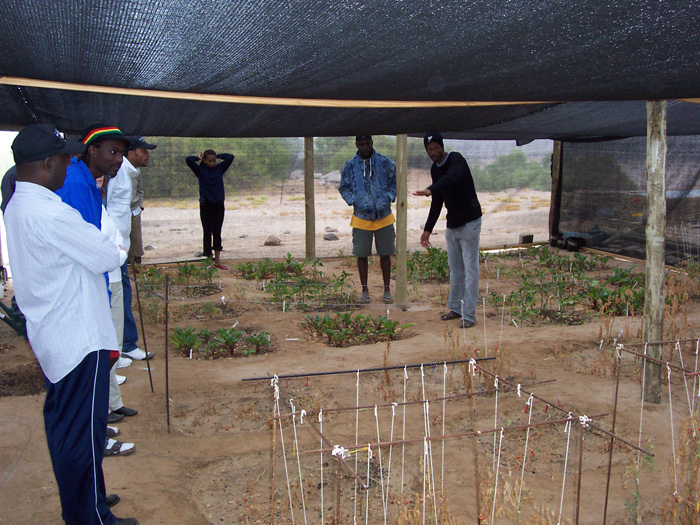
{"left": 350, "top": 212, "right": 395, "bottom": 231}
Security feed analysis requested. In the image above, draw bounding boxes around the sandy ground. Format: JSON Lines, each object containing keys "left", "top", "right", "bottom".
{"left": 138, "top": 176, "right": 551, "bottom": 264}
{"left": 1, "top": 184, "right": 696, "bottom": 524}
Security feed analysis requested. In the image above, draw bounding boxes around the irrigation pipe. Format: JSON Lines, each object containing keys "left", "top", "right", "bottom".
{"left": 304, "top": 417, "right": 368, "bottom": 490}
{"left": 615, "top": 343, "right": 695, "bottom": 375}
{"left": 272, "top": 379, "right": 557, "bottom": 421}
{"left": 621, "top": 338, "right": 700, "bottom": 347}
{"left": 242, "top": 357, "right": 495, "bottom": 382}
{"left": 470, "top": 361, "right": 653, "bottom": 456}
{"left": 306, "top": 413, "right": 608, "bottom": 454}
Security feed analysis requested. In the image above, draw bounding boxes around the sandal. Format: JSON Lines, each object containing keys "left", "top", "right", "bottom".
{"left": 104, "top": 438, "right": 135, "bottom": 457}
{"left": 383, "top": 292, "right": 393, "bottom": 304}
{"left": 460, "top": 319, "right": 475, "bottom": 329}
{"left": 358, "top": 291, "right": 370, "bottom": 304}
{"left": 440, "top": 311, "right": 461, "bottom": 321}
{"left": 212, "top": 263, "right": 228, "bottom": 270}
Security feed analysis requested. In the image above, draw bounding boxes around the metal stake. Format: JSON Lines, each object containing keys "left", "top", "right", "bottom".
{"left": 131, "top": 261, "right": 154, "bottom": 393}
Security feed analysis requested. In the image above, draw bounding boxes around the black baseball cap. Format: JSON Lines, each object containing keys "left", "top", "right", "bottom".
{"left": 12, "top": 124, "right": 86, "bottom": 164}
{"left": 128, "top": 136, "right": 157, "bottom": 151}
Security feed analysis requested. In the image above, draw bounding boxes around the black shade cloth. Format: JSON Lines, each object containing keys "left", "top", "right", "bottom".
{"left": 0, "top": 0, "right": 699, "bottom": 138}
{"left": 560, "top": 136, "right": 700, "bottom": 264}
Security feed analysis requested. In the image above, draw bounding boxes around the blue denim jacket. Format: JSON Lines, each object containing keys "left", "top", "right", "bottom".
{"left": 338, "top": 149, "right": 396, "bottom": 221}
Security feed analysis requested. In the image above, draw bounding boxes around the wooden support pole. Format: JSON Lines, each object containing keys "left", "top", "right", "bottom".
{"left": 395, "top": 134, "right": 408, "bottom": 307}
{"left": 549, "top": 140, "right": 563, "bottom": 239}
{"left": 643, "top": 100, "right": 667, "bottom": 403}
{"left": 304, "top": 137, "right": 316, "bottom": 261}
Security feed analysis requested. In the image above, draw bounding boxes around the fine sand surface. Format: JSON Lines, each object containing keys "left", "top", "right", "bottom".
{"left": 1, "top": 183, "right": 694, "bottom": 524}
{"left": 138, "top": 176, "right": 551, "bottom": 264}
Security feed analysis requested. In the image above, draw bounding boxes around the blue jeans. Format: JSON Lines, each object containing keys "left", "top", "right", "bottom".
{"left": 121, "top": 262, "right": 139, "bottom": 352}
{"left": 445, "top": 217, "right": 481, "bottom": 323}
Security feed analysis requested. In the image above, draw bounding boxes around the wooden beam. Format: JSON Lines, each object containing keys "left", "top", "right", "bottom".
{"left": 643, "top": 100, "right": 667, "bottom": 404}
{"left": 0, "top": 75, "right": 554, "bottom": 109}
{"left": 395, "top": 135, "right": 408, "bottom": 307}
{"left": 304, "top": 137, "right": 315, "bottom": 261}
{"left": 549, "top": 141, "right": 563, "bottom": 239}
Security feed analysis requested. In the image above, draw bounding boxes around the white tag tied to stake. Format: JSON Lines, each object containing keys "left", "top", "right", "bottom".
{"left": 271, "top": 375, "right": 280, "bottom": 399}
{"left": 300, "top": 409, "right": 306, "bottom": 424}
{"left": 517, "top": 384, "right": 522, "bottom": 397}
{"left": 564, "top": 412, "right": 573, "bottom": 433}
{"left": 579, "top": 415, "right": 591, "bottom": 428}
{"left": 332, "top": 445, "right": 349, "bottom": 459}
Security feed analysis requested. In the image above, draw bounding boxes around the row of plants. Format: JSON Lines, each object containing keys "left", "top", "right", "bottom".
{"left": 237, "top": 253, "right": 356, "bottom": 311}
{"left": 302, "top": 311, "right": 414, "bottom": 347}
{"left": 405, "top": 245, "right": 611, "bottom": 284}
{"left": 170, "top": 326, "right": 270, "bottom": 359}
{"left": 138, "top": 259, "right": 220, "bottom": 288}
{"left": 235, "top": 253, "right": 311, "bottom": 281}
{"left": 489, "top": 263, "right": 646, "bottom": 323}
{"left": 406, "top": 246, "right": 450, "bottom": 282}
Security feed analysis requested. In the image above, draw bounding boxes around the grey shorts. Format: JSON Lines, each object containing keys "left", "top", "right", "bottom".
{"left": 352, "top": 224, "right": 396, "bottom": 257}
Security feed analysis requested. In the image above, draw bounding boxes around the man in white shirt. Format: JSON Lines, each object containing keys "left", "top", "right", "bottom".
{"left": 107, "top": 137, "right": 156, "bottom": 362}
{"left": 5, "top": 124, "right": 138, "bottom": 524}
{"left": 127, "top": 138, "right": 150, "bottom": 265}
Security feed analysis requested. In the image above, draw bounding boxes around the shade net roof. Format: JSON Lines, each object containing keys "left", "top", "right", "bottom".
{"left": 1, "top": 0, "right": 699, "bottom": 139}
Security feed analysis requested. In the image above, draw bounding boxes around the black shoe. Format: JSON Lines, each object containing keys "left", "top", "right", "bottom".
{"left": 108, "top": 412, "right": 125, "bottom": 424}
{"left": 114, "top": 406, "right": 138, "bottom": 417}
{"left": 106, "top": 493, "right": 120, "bottom": 508}
{"left": 114, "top": 518, "right": 138, "bottom": 525}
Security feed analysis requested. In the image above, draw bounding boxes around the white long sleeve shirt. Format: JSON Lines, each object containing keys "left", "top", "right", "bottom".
{"left": 106, "top": 156, "right": 136, "bottom": 252}
{"left": 5, "top": 181, "right": 121, "bottom": 383}
{"left": 100, "top": 204, "right": 128, "bottom": 283}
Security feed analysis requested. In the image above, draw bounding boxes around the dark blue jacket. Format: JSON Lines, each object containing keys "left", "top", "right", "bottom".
{"left": 186, "top": 153, "right": 234, "bottom": 204}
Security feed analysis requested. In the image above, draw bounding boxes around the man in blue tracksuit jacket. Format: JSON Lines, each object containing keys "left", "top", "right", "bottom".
{"left": 338, "top": 135, "right": 396, "bottom": 304}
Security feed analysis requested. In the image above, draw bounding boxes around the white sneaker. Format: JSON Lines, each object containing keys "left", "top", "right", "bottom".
{"left": 122, "top": 347, "right": 154, "bottom": 360}
{"left": 116, "top": 374, "right": 126, "bottom": 385}
{"left": 116, "top": 356, "right": 132, "bottom": 369}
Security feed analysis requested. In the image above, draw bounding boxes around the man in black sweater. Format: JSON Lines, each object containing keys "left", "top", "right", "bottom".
{"left": 413, "top": 133, "right": 482, "bottom": 328}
